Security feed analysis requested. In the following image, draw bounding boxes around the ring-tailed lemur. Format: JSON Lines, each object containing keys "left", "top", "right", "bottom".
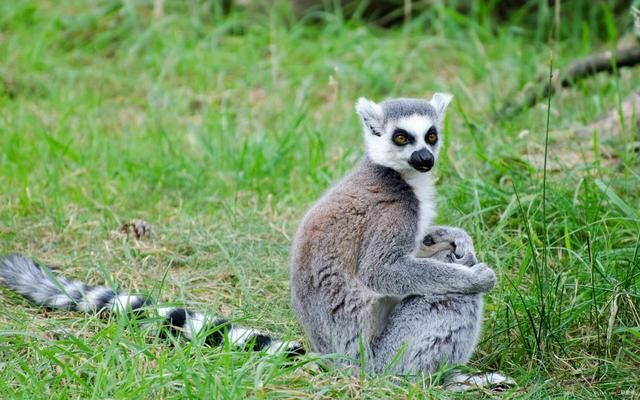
{"left": 290, "top": 94, "right": 506, "bottom": 382}
{"left": 0, "top": 254, "right": 304, "bottom": 357}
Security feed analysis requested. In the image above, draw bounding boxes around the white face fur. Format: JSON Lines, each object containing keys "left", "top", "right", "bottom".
{"left": 355, "top": 94, "right": 453, "bottom": 175}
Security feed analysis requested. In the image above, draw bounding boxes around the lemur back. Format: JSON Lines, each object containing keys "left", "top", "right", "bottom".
{"left": 291, "top": 160, "right": 419, "bottom": 356}
{"left": 290, "top": 94, "right": 497, "bottom": 375}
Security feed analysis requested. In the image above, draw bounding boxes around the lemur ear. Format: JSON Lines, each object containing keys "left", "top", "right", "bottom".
{"left": 355, "top": 97, "right": 384, "bottom": 136}
{"left": 431, "top": 92, "right": 453, "bottom": 115}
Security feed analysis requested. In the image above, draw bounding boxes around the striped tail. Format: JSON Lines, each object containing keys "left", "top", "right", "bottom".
{"left": 0, "top": 254, "right": 304, "bottom": 357}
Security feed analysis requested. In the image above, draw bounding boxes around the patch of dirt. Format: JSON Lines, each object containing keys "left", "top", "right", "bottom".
{"left": 524, "top": 91, "right": 639, "bottom": 170}
{"left": 573, "top": 91, "right": 640, "bottom": 138}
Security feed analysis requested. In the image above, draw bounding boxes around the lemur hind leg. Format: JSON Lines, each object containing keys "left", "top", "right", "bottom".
{"left": 372, "top": 294, "right": 483, "bottom": 375}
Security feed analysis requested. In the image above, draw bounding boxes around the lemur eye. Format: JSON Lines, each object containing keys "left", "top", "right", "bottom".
{"left": 393, "top": 135, "right": 408, "bottom": 145}
{"left": 392, "top": 129, "right": 411, "bottom": 146}
{"left": 425, "top": 127, "right": 438, "bottom": 145}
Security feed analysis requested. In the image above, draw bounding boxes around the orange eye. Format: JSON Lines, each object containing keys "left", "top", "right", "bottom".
{"left": 393, "top": 135, "right": 408, "bottom": 145}
{"left": 425, "top": 127, "right": 438, "bottom": 144}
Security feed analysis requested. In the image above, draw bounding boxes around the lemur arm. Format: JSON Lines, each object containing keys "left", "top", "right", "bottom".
{"left": 358, "top": 211, "right": 495, "bottom": 297}
{"left": 360, "top": 254, "right": 493, "bottom": 297}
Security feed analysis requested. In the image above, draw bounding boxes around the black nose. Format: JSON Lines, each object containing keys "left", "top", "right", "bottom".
{"left": 408, "top": 148, "right": 434, "bottom": 172}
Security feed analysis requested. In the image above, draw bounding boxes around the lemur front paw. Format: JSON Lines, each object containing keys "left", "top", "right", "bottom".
{"left": 418, "top": 226, "right": 477, "bottom": 267}
{"left": 469, "top": 263, "right": 496, "bottom": 293}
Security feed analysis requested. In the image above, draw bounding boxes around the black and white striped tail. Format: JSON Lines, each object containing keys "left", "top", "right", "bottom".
{"left": 0, "top": 254, "right": 304, "bottom": 357}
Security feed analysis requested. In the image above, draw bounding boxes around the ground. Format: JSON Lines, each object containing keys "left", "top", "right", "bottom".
{"left": 1, "top": 1, "right": 639, "bottom": 398}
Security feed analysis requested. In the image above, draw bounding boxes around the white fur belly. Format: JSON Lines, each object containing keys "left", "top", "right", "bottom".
{"left": 403, "top": 172, "right": 436, "bottom": 247}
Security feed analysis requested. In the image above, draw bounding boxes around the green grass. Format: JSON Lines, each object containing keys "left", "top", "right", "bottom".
{"left": 1, "top": 0, "right": 639, "bottom": 398}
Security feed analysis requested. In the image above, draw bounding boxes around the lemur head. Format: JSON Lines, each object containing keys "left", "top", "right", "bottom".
{"left": 355, "top": 94, "right": 452, "bottom": 174}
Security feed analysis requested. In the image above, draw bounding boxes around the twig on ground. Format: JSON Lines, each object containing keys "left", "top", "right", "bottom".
{"left": 496, "top": 44, "right": 640, "bottom": 120}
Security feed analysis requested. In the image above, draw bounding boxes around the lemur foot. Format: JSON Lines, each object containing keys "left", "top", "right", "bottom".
{"left": 444, "top": 372, "right": 516, "bottom": 392}
{"left": 418, "top": 226, "right": 477, "bottom": 267}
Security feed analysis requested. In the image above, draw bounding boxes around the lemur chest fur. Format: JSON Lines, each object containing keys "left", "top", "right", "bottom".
{"left": 403, "top": 172, "right": 436, "bottom": 247}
